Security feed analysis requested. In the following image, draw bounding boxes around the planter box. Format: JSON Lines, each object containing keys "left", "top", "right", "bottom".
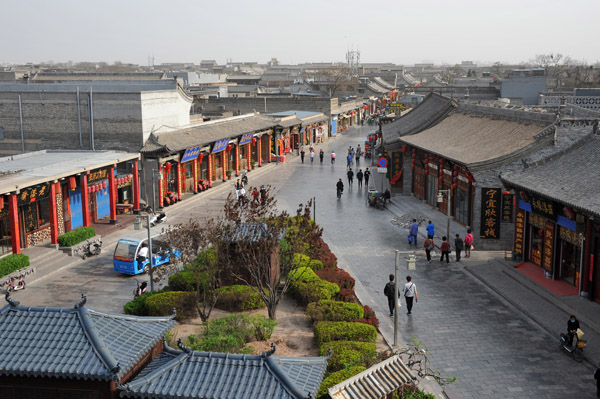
{"left": 0, "top": 266, "right": 36, "bottom": 289}
{"left": 59, "top": 235, "right": 102, "bottom": 257}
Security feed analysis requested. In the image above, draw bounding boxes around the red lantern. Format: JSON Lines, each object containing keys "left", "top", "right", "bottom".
{"left": 369, "top": 136, "right": 373, "bottom": 142}
{"left": 452, "top": 184, "right": 458, "bottom": 189}
{"left": 424, "top": 164, "right": 429, "bottom": 170}
{"left": 411, "top": 164, "right": 415, "bottom": 169}
{"left": 412, "top": 149, "right": 416, "bottom": 153}
{"left": 68, "top": 176, "right": 76, "bottom": 191}
{"left": 425, "top": 170, "right": 429, "bottom": 175}
{"left": 402, "top": 145, "right": 407, "bottom": 152}
{"left": 0, "top": 195, "right": 3, "bottom": 209}
{"left": 453, "top": 177, "right": 458, "bottom": 183}
{"left": 454, "top": 165, "right": 459, "bottom": 171}
{"left": 453, "top": 171, "right": 458, "bottom": 177}
{"left": 199, "top": 153, "right": 204, "bottom": 162}
{"left": 227, "top": 145, "right": 231, "bottom": 153}
{"left": 103, "top": 181, "right": 107, "bottom": 189}
{"left": 165, "top": 163, "right": 172, "bottom": 173}
{"left": 252, "top": 138, "right": 256, "bottom": 145}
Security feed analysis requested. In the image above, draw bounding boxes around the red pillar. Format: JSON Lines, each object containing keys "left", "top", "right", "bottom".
{"left": 247, "top": 143, "right": 251, "bottom": 170}
{"left": 192, "top": 159, "right": 198, "bottom": 194}
{"left": 222, "top": 152, "right": 226, "bottom": 182}
{"left": 207, "top": 155, "right": 213, "bottom": 187}
{"left": 235, "top": 145, "right": 240, "bottom": 176}
{"left": 132, "top": 159, "right": 140, "bottom": 212}
{"left": 49, "top": 183, "right": 59, "bottom": 245}
{"left": 81, "top": 174, "right": 90, "bottom": 227}
{"left": 258, "top": 138, "right": 262, "bottom": 166}
{"left": 176, "top": 162, "right": 182, "bottom": 199}
{"left": 8, "top": 193, "right": 20, "bottom": 254}
{"left": 109, "top": 166, "right": 117, "bottom": 223}
{"left": 268, "top": 137, "right": 272, "bottom": 162}
{"left": 158, "top": 162, "right": 164, "bottom": 208}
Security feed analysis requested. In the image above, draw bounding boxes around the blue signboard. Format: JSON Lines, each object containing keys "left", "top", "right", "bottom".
{"left": 239, "top": 133, "right": 253, "bottom": 146}
{"left": 212, "top": 139, "right": 230, "bottom": 153}
{"left": 378, "top": 158, "right": 388, "bottom": 168}
{"left": 181, "top": 146, "right": 203, "bottom": 163}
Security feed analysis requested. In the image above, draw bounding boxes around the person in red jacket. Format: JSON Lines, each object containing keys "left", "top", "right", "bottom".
{"left": 440, "top": 236, "right": 451, "bottom": 263}
{"left": 464, "top": 228, "right": 474, "bottom": 258}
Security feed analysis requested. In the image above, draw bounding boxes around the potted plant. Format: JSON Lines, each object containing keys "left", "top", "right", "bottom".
{"left": 226, "top": 170, "right": 233, "bottom": 179}
{"left": 251, "top": 161, "right": 258, "bottom": 169}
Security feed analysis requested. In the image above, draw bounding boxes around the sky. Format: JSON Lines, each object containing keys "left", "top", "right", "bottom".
{"left": 2, "top": 0, "right": 599, "bottom": 67}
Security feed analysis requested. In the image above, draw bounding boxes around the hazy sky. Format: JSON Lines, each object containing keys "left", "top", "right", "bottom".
{"left": 2, "top": 0, "right": 599, "bottom": 66}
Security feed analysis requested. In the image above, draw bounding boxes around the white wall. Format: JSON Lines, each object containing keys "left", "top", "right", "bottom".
{"left": 140, "top": 90, "right": 192, "bottom": 142}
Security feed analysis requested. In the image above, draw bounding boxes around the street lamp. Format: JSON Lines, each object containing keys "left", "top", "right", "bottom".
{"left": 152, "top": 169, "right": 162, "bottom": 211}
{"left": 393, "top": 250, "right": 417, "bottom": 348}
{"left": 437, "top": 189, "right": 452, "bottom": 240}
{"left": 134, "top": 214, "right": 155, "bottom": 292}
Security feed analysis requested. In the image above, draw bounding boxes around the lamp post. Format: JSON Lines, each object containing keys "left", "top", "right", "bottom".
{"left": 437, "top": 189, "right": 452, "bottom": 240}
{"left": 134, "top": 214, "right": 154, "bottom": 292}
{"left": 152, "top": 169, "right": 162, "bottom": 211}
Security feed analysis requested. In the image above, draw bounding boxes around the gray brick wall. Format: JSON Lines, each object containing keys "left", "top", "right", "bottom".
{"left": 200, "top": 97, "right": 334, "bottom": 116}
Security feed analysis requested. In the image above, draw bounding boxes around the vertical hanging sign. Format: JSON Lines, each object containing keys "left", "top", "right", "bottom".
{"left": 480, "top": 187, "right": 501, "bottom": 239}
{"left": 502, "top": 193, "right": 514, "bottom": 222}
{"left": 543, "top": 220, "right": 555, "bottom": 273}
{"left": 514, "top": 209, "right": 525, "bottom": 256}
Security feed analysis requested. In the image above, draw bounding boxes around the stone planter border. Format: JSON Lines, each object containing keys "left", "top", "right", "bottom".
{"left": 59, "top": 235, "right": 102, "bottom": 257}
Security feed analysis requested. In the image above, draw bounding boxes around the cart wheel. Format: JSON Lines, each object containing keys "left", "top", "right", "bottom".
{"left": 82, "top": 254, "right": 87, "bottom": 260}
{"left": 573, "top": 348, "right": 584, "bottom": 362}
{"left": 144, "top": 265, "right": 150, "bottom": 274}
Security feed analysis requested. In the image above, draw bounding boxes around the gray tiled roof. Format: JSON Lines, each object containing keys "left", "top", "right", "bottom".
{"left": 382, "top": 93, "right": 456, "bottom": 145}
{"left": 500, "top": 134, "right": 600, "bottom": 218}
{"left": 141, "top": 114, "right": 277, "bottom": 154}
{"left": 120, "top": 345, "right": 328, "bottom": 399}
{"left": 0, "top": 295, "right": 175, "bottom": 382}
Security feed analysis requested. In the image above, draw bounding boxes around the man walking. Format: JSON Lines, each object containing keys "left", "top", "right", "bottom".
{"left": 440, "top": 236, "right": 450, "bottom": 263}
{"left": 300, "top": 148, "right": 305, "bottom": 164}
{"left": 347, "top": 154, "right": 353, "bottom": 169}
{"left": 424, "top": 235, "right": 434, "bottom": 263}
{"left": 409, "top": 219, "right": 418, "bottom": 246}
{"left": 364, "top": 168, "right": 371, "bottom": 188}
{"left": 426, "top": 220, "right": 435, "bottom": 239}
{"left": 594, "top": 363, "right": 600, "bottom": 397}
{"left": 310, "top": 150, "right": 315, "bottom": 164}
{"left": 384, "top": 274, "right": 397, "bottom": 317}
{"left": 319, "top": 149, "right": 324, "bottom": 164}
{"left": 356, "top": 169, "right": 364, "bottom": 188}
{"left": 402, "top": 276, "right": 418, "bottom": 315}
{"left": 454, "top": 233, "right": 464, "bottom": 262}
{"left": 347, "top": 168, "right": 354, "bottom": 186}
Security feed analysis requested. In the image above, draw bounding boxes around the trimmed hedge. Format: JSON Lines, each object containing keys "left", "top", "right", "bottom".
{"left": 123, "top": 291, "right": 157, "bottom": 316}
{"left": 216, "top": 285, "right": 266, "bottom": 311}
{"left": 317, "top": 366, "right": 365, "bottom": 398}
{"left": 168, "top": 270, "right": 203, "bottom": 292}
{"left": 314, "top": 321, "right": 377, "bottom": 346}
{"left": 293, "top": 253, "right": 324, "bottom": 271}
{"left": 0, "top": 254, "right": 30, "bottom": 278}
{"left": 306, "top": 300, "right": 364, "bottom": 323}
{"left": 318, "top": 340, "right": 377, "bottom": 372}
{"left": 353, "top": 305, "right": 380, "bottom": 329}
{"left": 57, "top": 226, "right": 96, "bottom": 247}
{"left": 316, "top": 267, "right": 355, "bottom": 289}
{"left": 288, "top": 267, "right": 339, "bottom": 305}
{"left": 145, "top": 291, "right": 197, "bottom": 321}
{"left": 338, "top": 288, "right": 359, "bottom": 303}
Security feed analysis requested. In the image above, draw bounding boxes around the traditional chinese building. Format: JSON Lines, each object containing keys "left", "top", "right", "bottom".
{"left": 500, "top": 130, "right": 600, "bottom": 300}
{"left": 0, "top": 150, "right": 140, "bottom": 255}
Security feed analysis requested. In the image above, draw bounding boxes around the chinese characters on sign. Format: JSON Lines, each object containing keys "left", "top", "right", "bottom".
{"left": 529, "top": 194, "right": 557, "bottom": 221}
{"left": 390, "top": 151, "right": 402, "bottom": 183}
{"left": 543, "top": 220, "right": 555, "bottom": 273}
{"left": 17, "top": 183, "right": 50, "bottom": 206}
{"left": 559, "top": 226, "right": 582, "bottom": 246}
{"left": 212, "top": 139, "right": 230, "bottom": 154}
{"left": 502, "top": 193, "right": 513, "bottom": 222}
{"left": 88, "top": 168, "right": 108, "bottom": 183}
{"left": 181, "top": 146, "right": 203, "bottom": 163}
{"left": 514, "top": 209, "right": 525, "bottom": 255}
{"left": 239, "top": 133, "right": 253, "bottom": 146}
{"left": 479, "top": 187, "right": 501, "bottom": 239}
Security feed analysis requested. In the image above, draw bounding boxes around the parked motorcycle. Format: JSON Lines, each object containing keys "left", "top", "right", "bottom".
{"left": 82, "top": 240, "right": 102, "bottom": 260}
{"left": 6, "top": 276, "right": 26, "bottom": 292}
{"left": 241, "top": 172, "right": 248, "bottom": 186}
{"left": 133, "top": 279, "right": 148, "bottom": 298}
{"left": 559, "top": 332, "right": 585, "bottom": 362}
{"left": 149, "top": 211, "right": 167, "bottom": 227}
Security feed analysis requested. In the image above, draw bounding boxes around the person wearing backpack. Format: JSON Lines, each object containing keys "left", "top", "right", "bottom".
{"left": 454, "top": 233, "right": 464, "bottom": 262}
{"left": 440, "top": 236, "right": 451, "bottom": 263}
{"left": 424, "top": 235, "right": 435, "bottom": 263}
{"left": 384, "top": 274, "right": 397, "bottom": 317}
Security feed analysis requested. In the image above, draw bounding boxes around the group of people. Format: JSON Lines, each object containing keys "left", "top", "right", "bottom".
{"left": 300, "top": 145, "right": 325, "bottom": 165}
{"left": 346, "top": 167, "right": 371, "bottom": 189}
{"left": 235, "top": 179, "right": 267, "bottom": 206}
{"left": 384, "top": 274, "right": 418, "bottom": 316}
{"left": 346, "top": 145, "right": 363, "bottom": 168}
{"left": 408, "top": 219, "right": 474, "bottom": 263}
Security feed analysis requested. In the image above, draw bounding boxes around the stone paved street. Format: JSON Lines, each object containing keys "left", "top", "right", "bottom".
{"left": 16, "top": 125, "right": 599, "bottom": 398}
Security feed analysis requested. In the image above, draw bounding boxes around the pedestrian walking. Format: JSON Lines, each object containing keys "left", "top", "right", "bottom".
{"left": 300, "top": 148, "right": 305, "bottom": 164}
{"left": 252, "top": 187, "right": 260, "bottom": 204}
{"left": 426, "top": 220, "right": 435, "bottom": 239}
{"left": 408, "top": 219, "right": 418, "bottom": 246}
{"left": 384, "top": 274, "right": 397, "bottom": 317}
{"left": 346, "top": 154, "right": 352, "bottom": 169}
{"left": 464, "top": 228, "right": 474, "bottom": 258}
{"left": 402, "top": 276, "right": 418, "bottom": 315}
{"left": 440, "top": 236, "right": 450, "bottom": 263}
{"left": 310, "top": 150, "right": 315, "bottom": 164}
{"left": 424, "top": 235, "right": 434, "bottom": 263}
{"left": 454, "top": 233, "right": 464, "bottom": 262}
{"left": 259, "top": 185, "right": 267, "bottom": 205}
{"left": 364, "top": 168, "right": 371, "bottom": 188}
{"left": 594, "top": 364, "right": 600, "bottom": 397}
{"left": 331, "top": 151, "right": 336, "bottom": 164}
{"left": 347, "top": 168, "right": 354, "bottom": 185}
{"left": 319, "top": 149, "right": 324, "bottom": 164}
{"left": 309, "top": 144, "right": 314, "bottom": 153}
{"left": 357, "top": 144, "right": 361, "bottom": 154}
{"left": 356, "top": 169, "right": 364, "bottom": 188}
{"left": 355, "top": 151, "right": 360, "bottom": 166}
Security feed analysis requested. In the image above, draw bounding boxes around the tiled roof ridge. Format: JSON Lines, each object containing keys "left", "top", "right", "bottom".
{"left": 265, "top": 356, "right": 309, "bottom": 399}
{"left": 77, "top": 307, "right": 121, "bottom": 380}
{"left": 457, "top": 102, "right": 555, "bottom": 125}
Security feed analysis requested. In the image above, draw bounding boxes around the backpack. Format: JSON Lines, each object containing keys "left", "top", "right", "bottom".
{"left": 424, "top": 239, "right": 434, "bottom": 250}
{"left": 384, "top": 282, "right": 394, "bottom": 297}
{"left": 441, "top": 241, "right": 450, "bottom": 251}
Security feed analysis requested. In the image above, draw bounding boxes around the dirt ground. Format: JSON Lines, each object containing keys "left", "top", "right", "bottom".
{"left": 171, "top": 294, "right": 389, "bottom": 357}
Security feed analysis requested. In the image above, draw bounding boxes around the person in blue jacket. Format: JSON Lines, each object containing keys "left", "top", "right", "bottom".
{"left": 408, "top": 219, "right": 419, "bottom": 246}
{"left": 426, "top": 220, "right": 435, "bottom": 238}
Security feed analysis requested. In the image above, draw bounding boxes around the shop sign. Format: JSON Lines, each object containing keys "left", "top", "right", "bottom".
{"left": 529, "top": 194, "right": 557, "bottom": 221}
{"left": 529, "top": 213, "right": 546, "bottom": 230}
{"left": 514, "top": 209, "right": 525, "bottom": 255}
{"left": 117, "top": 178, "right": 132, "bottom": 189}
{"left": 480, "top": 187, "right": 501, "bottom": 239}
{"left": 18, "top": 183, "right": 50, "bottom": 206}
{"left": 391, "top": 151, "right": 402, "bottom": 180}
{"left": 559, "top": 226, "right": 582, "bottom": 246}
{"left": 502, "top": 193, "right": 514, "bottom": 222}
{"left": 543, "top": 220, "right": 555, "bottom": 273}
{"left": 238, "top": 133, "right": 253, "bottom": 146}
{"left": 181, "top": 146, "right": 203, "bottom": 163}
{"left": 212, "top": 139, "right": 230, "bottom": 154}
{"left": 89, "top": 168, "right": 109, "bottom": 183}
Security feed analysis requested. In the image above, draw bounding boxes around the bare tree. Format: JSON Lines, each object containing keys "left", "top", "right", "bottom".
{"left": 531, "top": 53, "right": 572, "bottom": 88}
{"left": 311, "top": 66, "right": 353, "bottom": 97}
{"left": 221, "top": 187, "right": 322, "bottom": 319}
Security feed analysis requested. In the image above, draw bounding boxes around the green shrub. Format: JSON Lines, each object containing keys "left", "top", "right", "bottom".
{"left": 0, "top": 254, "right": 30, "bottom": 278}
{"left": 168, "top": 270, "right": 203, "bottom": 292}
{"left": 307, "top": 300, "right": 364, "bottom": 323}
{"left": 353, "top": 305, "right": 380, "bottom": 329}
{"left": 288, "top": 267, "right": 340, "bottom": 305}
{"left": 123, "top": 291, "right": 153, "bottom": 316}
{"left": 314, "top": 321, "right": 377, "bottom": 346}
{"left": 216, "top": 285, "right": 266, "bottom": 311}
{"left": 145, "top": 291, "right": 197, "bottom": 321}
{"left": 193, "top": 248, "right": 217, "bottom": 268}
{"left": 318, "top": 340, "right": 377, "bottom": 372}
{"left": 184, "top": 314, "right": 276, "bottom": 354}
{"left": 318, "top": 366, "right": 365, "bottom": 398}
{"left": 292, "top": 253, "right": 324, "bottom": 271}
{"left": 316, "top": 268, "right": 355, "bottom": 289}
{"left": 57, "top": 226, "right": 96, "bottom": 247}
{"left": 396, "top": 385, "right": 436, "bottom": 399}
